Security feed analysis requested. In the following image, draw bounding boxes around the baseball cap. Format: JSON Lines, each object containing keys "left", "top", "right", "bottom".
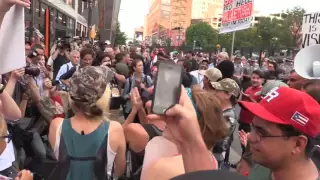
{"left": 199, "top": 68, "right": 222, "bottom": 82}
{"left": 239, "top": 87, "right": 320, "bottom": 138}
{"left": 69, "top": 66, "right": 113, "bottom": 107}
{"left": 234, "top": 54, "right": 242, "bottom": 59}
{"left": 248, "top": 57, "right": 257, "bottom": 61}
{"left": 211, "top": 78, "right": 240, "bottom": 97}
{"left": 255, "top": 80, "right": 288, "bottom": 96}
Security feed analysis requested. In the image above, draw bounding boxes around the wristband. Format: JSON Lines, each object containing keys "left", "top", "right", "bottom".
{"left": 0, "top": 84, "right": 4, "bottom": 94}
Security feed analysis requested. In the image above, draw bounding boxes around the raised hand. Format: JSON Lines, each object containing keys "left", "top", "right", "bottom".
{"left": 131, "top": 87, "right": 143, "bottom": 110}
{"left": 10, "top": 68, "right": 25, "bottom": 80}
{"left": 15, "top": 170, "right": 33, "bottom": 180}
{"left": 0, "top": 0, "right": 30, "bottom": 13}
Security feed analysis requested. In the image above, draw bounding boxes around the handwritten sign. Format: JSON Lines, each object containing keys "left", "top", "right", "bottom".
{"left": 220, "top": 0, "right": 254, "bottom": 34}
{"left": 302, "top": 12, "right": 320, "bottom": 48}
{"left": 0, "top": 6, "right": 26, "bottom": 75}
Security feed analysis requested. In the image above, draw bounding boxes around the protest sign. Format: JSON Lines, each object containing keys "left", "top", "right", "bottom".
{"left": 0, "top": 6, "right": 26, "bottom": 75}
{"left": 302, "top": 12, "right": 320, "bottom": 48}
{"left": 220, "top": 0, "right": 254, "bottom": 34}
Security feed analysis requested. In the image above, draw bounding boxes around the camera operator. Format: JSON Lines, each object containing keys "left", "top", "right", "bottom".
{"left": 26, "top": 45, "right": 47, "bottom": 96}
{"left": 48, "top": 39, "right": 71, "bottom": 80}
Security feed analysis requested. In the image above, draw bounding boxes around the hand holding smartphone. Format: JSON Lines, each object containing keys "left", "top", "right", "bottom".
{"left": 152, "top": 62, "right": 183, "bottom": 115}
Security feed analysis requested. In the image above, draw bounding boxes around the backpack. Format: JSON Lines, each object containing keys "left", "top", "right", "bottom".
{"left": 121, "top": 75, "right": 150, "bottom": 107}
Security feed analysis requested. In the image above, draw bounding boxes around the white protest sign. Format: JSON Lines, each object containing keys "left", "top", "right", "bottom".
{"left": 302, "top": 12, "right": 320, "bottom": 48}
{"left": 0, "top": 6, "right": 26, "bottom": 75}
{"left": 220, "top": 0, "right": 254, "bottom": 34}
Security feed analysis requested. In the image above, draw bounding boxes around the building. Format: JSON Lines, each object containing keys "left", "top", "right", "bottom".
{"left": 191, "top": 0, "right": 223, "bottom": 19}
{"left": 144, "top": 0, "right": 171, "bottom": 42}
{"left": 134, "top": 26, "right": 144, "bottom": 41}
{"left": 251, "top": 11, "right": 287, "bottom": 25}
{"left": 25, "top": 0, "right": 88, "bottom": 46}
{"left": 170, "top": 0, "right": 192, "bottom": 46}
{"left": 78, "top": 0, "right": 121, "bottom": 43}
{"left": 190, "top": 0, "right": 223, "bottom": 29}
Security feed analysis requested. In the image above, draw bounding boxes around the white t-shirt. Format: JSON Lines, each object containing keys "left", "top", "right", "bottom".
{"left": 0, "top": 133, "right": 15, "bottom": 171}
{"left": 190, "top": 70, "right": 204, "bottom": 88}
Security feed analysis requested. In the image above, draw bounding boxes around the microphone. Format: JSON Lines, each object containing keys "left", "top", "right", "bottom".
{"left": 81, "top": 130, "right": 85, "bottom": 135}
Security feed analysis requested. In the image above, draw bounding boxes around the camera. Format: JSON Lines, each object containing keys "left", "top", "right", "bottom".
{"left": 56, "top": 37, "right": 71, "bottom": 50}
{"left": 25, "top": 67, "right": 40, "bottom": 77}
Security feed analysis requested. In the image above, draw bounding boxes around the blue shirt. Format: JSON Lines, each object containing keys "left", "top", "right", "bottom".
{"left": 56, "top": 62, "right": 74, "bottom": 90}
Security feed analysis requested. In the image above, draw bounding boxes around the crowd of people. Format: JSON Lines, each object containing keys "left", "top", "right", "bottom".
{"left": 1, "top": 1, "right": 320, "bottom": 180}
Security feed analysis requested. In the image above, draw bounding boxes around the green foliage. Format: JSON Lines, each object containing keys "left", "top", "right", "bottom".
{"left": 114, "top": 22, "right": 127, "bottom": 46}
{"left": 186, "top": 22, "right": 218, "bottom": 47}
{"left": 186, "top": 6, "right": 305, "bottom": 49}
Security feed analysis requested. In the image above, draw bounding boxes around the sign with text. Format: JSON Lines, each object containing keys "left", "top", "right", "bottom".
{"left": 220, "top": 0, "right": 254, "bottom": 34}
{"left": 302, "top": 12, "right": 320, "bottom": 48}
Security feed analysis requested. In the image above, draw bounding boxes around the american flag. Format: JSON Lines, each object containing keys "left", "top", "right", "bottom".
{"left": 291, "top": 112, "right": 309, "bottom": 126}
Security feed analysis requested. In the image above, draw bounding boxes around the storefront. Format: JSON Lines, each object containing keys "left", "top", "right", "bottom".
{"left": 25, "top": 0, "right": 85, "bottom": 48}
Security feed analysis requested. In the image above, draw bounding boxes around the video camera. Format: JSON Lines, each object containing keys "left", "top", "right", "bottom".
{"left": 56, "top": 36, "right": 71, "bottom": 50}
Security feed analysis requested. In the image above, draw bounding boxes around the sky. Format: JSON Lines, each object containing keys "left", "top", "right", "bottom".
{"left": 118, "top": 0, "right": 320, "bottom": 38}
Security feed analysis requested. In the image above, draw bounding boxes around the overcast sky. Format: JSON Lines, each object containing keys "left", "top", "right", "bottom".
{"left": 118, "top": 0, "right": 320, "bottom": 38}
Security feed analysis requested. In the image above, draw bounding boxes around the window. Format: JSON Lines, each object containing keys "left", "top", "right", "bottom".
{"left": 35, "top": 0, "right": 40, "bottom": 16}
{"left": 55, "top": 11, "right": 59, "bottom": 23}
{"left": 161, "top": 10, "right": 170, "bottom": 18}
{"left": 40, "top": 3, "right": 47, "bottom": 16}
{"left": 62, "top": 14, "right": 67, "bottom": 26}
{"left": 78, "top": 1, "right": 83, "bottom": 14}
{"left": 58, "top": 12, "right": 62, "bottom": 24}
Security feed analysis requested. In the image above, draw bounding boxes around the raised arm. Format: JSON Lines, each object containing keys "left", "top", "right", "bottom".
{"left": 0, "top": 86, "right": 21, "bottom": 120}
{"left": 0, "top": 0, "right": 31, "bottom": 29}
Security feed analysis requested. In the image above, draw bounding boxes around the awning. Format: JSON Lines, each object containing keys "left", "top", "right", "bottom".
{"left": 77, "top": 14, "right": 87, "bottom": 25}
{"left": 47, "top": 0, "right": 87, "bottom": 25}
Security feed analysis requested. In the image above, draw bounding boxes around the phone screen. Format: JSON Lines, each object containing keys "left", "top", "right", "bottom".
{"left": 152, "top": 62, "right": 182, "bottom": 115}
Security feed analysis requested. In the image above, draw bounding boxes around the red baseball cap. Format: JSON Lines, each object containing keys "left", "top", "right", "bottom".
{"left": 239, "top": 87, "right": 320, "bottom": 138}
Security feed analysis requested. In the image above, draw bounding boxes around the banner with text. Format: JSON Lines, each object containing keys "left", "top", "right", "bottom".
{"left": 302, "top": 12, "right": 320, "bottom": 48}
{"left": 220, "top": 0, "right": 254, "bottom": 34}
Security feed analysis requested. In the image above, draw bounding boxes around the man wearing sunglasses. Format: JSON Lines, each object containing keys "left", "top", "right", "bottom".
{"left": 239, "top": 87, "right": 320, "bottom": 180}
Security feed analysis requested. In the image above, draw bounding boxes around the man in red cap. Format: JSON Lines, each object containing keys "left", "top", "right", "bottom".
{"left": 239, "top": 87, "right": 320, "bottom": 180}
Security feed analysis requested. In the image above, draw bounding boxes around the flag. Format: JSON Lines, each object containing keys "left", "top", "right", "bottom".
{"left": 291, "top": 112, "right": 309, "bottom": 126}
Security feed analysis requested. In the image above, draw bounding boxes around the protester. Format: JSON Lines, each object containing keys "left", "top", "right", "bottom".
{"left": 238, "top": 70, "right": 264, "bottom": 153}
{"left": 48, "top": 66, "right": 126, "bottom": 179}
{"left": 142, "top": 86, "right": 229, "bottom": 180}
{"left": 287, "top": 69, "right": 309, "bottom": 90}
{"left": 240, "top": 87, "right": 320, "bottom": 180}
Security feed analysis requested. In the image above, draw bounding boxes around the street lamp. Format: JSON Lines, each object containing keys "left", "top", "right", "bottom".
{"left": 193, "top": 40, "right": 196, "bottom": 51}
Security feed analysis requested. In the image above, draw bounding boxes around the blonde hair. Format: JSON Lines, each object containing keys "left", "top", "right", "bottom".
{"left": 191, "top": 86, "right": 229, "bottom": 149}
{"left": 72, "top": 85, "right": 112, "bottom": 120}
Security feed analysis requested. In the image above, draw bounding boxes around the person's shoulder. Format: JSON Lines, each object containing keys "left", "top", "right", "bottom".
{"left": 50, "top": 117, "right": 64, "bottom": 130}
{"left": 109, "top": 120, "right": 123, "bottom": 133}
{"left": 249, "top": 164, "right": 271, "bottom": 179}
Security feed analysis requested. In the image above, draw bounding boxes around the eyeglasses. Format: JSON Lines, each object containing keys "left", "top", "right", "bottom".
{"left": 0, "top": 134, "right": 12, "bottom": 143}
{"left": 250, "top": 124, "right": 289, "bottom": 143}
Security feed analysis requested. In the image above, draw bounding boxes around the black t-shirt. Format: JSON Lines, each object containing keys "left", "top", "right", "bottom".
{"left": 53, "top": 54, "right": 69, "bottom": 79}
{"left": 189, "top": 59, "right": 199, "bottom": 72}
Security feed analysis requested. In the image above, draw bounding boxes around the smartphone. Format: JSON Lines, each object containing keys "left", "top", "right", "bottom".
{"left": 152, "top": 62, "right": 183, "bottom": 115}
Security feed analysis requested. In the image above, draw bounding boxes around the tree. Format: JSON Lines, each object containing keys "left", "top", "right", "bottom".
{"left": 114, "top": 22, "right": 127, "bottom": 46}
{"left": 186, "top": 22, "right": 218, "bottom": 47}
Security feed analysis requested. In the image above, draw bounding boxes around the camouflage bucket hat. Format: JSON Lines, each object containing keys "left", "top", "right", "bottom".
{"left": 69, "top": 66, "right": 113, "bottom": 107}
{"left": 200, "top": 68, "right": 222, "bottom": 82}
{"left": 211, "top": 78, "right": 240, "bottom": 97}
